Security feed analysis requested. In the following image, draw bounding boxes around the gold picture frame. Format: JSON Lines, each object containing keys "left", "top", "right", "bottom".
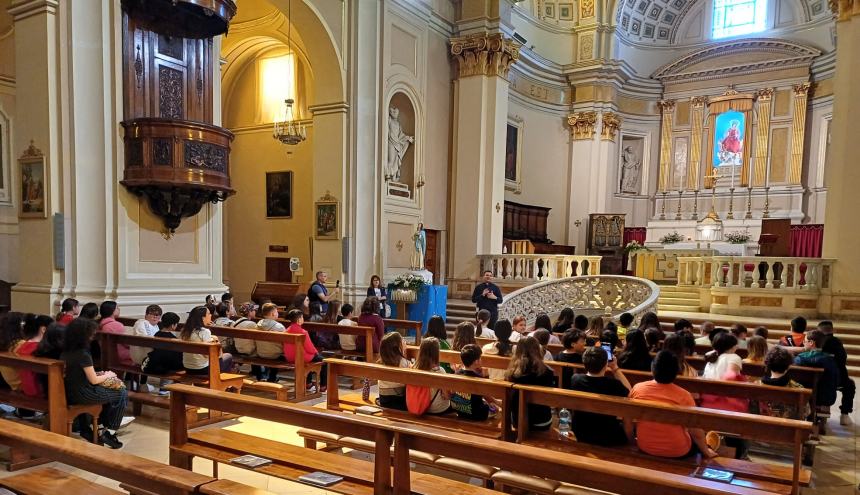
{"left": 314, "top": 191, "right": 339, "bottom": 240}
{"left": 18, "top": 140, "right": 47, "bottom": 218}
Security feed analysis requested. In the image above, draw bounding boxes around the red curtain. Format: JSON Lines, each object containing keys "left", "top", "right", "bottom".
{"left": 790, "top": 224, "right": 823, "bottom": 258}
{"left": 622, "top": 228, "right": 647, "bottom": 275}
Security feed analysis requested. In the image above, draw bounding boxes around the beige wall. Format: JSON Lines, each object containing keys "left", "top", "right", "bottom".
{"left": 0, "top": 0, "right": 16, "bottom": 284}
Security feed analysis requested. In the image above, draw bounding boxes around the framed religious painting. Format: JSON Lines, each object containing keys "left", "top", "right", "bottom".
{"left": 18, "top": 141, "right": 47, "bottom": 218}
{"left": 265, "top": 171, "right": 293, "bottom": 218}
{"left": 505, "top": 116, "right": 523, "bottom": 193}
{"left": 705, "top": 91, "right": 754, "bottom": 187}
{"left": 314, "top": 192, "right": 339, "bottom": 240}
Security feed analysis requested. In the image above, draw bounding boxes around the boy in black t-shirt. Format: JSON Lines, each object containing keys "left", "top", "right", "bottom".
{"left": 568, "top": 346, "right": 631, "bottom": 446}
{"left": 555, "top": 330, "right": 587, "bottom": 388}
{"left": 450, "top": 345, "right": 496, "bottom": 421}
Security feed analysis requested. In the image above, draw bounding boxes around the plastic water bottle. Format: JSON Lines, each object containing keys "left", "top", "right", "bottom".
{"left": 558, "top": 408, "right": 571, "bottom": 439}
{"left": 362, "top": 377, "right": 371, "bottom": 402}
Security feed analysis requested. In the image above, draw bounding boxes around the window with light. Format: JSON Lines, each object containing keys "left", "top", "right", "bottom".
{"left": 258, "top": 53, "right": 298, "bottom": 124}
{"left": 712, "top": 0, "right": 767, "bottom": 39}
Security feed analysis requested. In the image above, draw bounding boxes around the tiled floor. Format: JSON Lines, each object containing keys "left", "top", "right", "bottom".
{"left": 0, "top": 390, "right": 856, "bottom": 494}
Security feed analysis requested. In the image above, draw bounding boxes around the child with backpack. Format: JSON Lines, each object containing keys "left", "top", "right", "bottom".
{"left": 407, "top": 337, "right": 450, "bottom": 415}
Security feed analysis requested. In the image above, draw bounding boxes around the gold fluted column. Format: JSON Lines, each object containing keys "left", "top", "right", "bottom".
{"left": 687, "top": 97, "right": 706, "bottom": 191}
{"left": 752, "top": 88, "right": 774, "bottom": 187}
{"left": 657, "top": 100, "right": 676, "bottom": 192}
{"left": 788, "top": 83, "right": 810, "bottom": 184}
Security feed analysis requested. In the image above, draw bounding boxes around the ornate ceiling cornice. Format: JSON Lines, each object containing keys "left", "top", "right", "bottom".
{"left": 652, "top": 38, "right": 821, "bottom": 83}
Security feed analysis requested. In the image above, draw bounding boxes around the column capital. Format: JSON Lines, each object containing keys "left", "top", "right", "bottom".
{"left": 829, "top": 0, "right": 860, "bottom": 21}
{"left": 657, "top": 99, "right": 676, "bottom": 112}
{"left": 600, "top": 112, "right": 622, "bottom": 142}
{"left": 691, "top": 96, "right": 709, "bottom": 108}
{"left": 793, "top": 82, "right": 812, "bottom": 96}
{"left": 755, "top": 88, "right": 775, "bottom": 101}
{"left": 567, "top": 111, "right": 598, "bottom": 140}
{"left": 449, "top": 32, "right": 520, "bottom": 79}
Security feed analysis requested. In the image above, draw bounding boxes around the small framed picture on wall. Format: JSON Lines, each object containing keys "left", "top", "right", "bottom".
{"left": 19, "top": 141, "right": 47, "bottom": 218}
{"left": 314, "top": 192, "right": 339, "bottom": 240}
{"left": 266, "top": 171, "right": 293, "bottom": 218}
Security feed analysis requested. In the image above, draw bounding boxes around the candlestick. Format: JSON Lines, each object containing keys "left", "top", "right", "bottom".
{"left": 745, "top": 187, "right": 753, "bottom": 219}
{"left": 727, "top": 187, "right": 735, "bottom": 220}
{"left": 659, "top": 191, "right": 668, "bottom": 220}
{"left": 691, "top": 190, "right": 699, "bottom": 220}
{"left": 763, "top": 186, "right": 771, "bottom": 218}
{"left": 675, "top": 190, "right": 683, "bottom": 220}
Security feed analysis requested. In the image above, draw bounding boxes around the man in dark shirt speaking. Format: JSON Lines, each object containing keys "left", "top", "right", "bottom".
{"left": 472, "top": 270, "right": 503, "bottom": 328}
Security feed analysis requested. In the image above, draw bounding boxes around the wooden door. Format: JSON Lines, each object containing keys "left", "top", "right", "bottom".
{"left": 424, "top": 229, "right": 439, "bottom": 284}
{"left": 265, "top": 257, "right": 293, "bottom": 283}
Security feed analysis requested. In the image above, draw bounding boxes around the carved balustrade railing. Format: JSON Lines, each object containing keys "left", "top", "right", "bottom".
{"left": 479, "top": 254, "right": 601, "bottom": 283}
{"left": 678, "top": 256, "right": 835, "bottom": 292}
{"left": 498, "top": 275, "right": 660, "bottom": 325}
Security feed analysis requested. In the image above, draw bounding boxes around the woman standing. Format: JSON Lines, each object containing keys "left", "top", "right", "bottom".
{"left": 366, "top": 275, "right": 389, "bottom": 317}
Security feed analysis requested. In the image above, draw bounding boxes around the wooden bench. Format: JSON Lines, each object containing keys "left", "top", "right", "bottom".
{"left": 514, "top": 384, "right": 813, "bottom": 495}
{"left": 0, "top": 417, "right": 275, "bottom": 495}
{"left": 167, "top": 383, "right": 499, "bottom": 495}
{"left": 169, "top": 384, "right": 778, "bottom": 495}
{"left": 98, "top": 332, "right": 245, "bottom": 426}
{"left": 381, "top": 317, "right": 423, "bottom": 345}
{"left": 207, "top": 324, "right": 322, "bottom": 402}
{"left": 0, "top": 352, "right": 102, "bottom": 470}
{"left": 303, "top": 320, "right": 376, "bottom": 362}
{"left": 324, "top": 358, "right": 515, "bottom": 440}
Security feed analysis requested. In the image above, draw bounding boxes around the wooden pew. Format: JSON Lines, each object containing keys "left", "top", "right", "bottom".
{"left": 167, "top": 383, "right": 499, "bottom": 495}
{"left": 476, "top": 336, "right": 564, "bottom": 355}
{"left": 170, "top": 384, "right": 782, "bottom": 495}
{"left": 0, "top": 353, "right": 101, "bottom": 470}
{"left": 0, "top": 418, "right": 275, "bottom": 495}
{"left": 324, "top": 358, "right": 515, "bottom": 440}
{"left": 207, "top": 324, "right": 322, "bottom": 402}
{"left": 302, "top": 321, "right": 376, "bottom": 363}
{"left": 97, "top": 332, "right": 245, "bottom": 426}
{"left": 382, "top": 318, "right": 423, "bottom": 345}
{"left": 515, "top": 385, "right": 813, "bottom": 495}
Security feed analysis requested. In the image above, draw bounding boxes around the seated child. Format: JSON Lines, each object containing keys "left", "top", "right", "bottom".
{"left": 450, "top": 345, "right": 497, "bottom": 421}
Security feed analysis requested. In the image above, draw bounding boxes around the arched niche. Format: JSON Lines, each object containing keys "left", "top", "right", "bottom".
{"left": 385, "top": 91, "right": 418, "bottom": 199}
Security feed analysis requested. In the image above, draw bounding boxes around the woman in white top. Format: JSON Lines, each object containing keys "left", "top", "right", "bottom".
{"left": 180, "top": 306, "right": 233, "bottom": 375}
{"left": 702, "top": 331, "right": 743, "bottom": 380}
{"left": 481, "top": 319, "right": 515, "bottom": 380}
{"left": 475, "top": 309, "right": 496, "bottom": 340}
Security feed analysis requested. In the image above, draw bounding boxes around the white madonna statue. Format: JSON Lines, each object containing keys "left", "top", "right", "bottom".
{"left": 386, "top": 106, "right": 414, "bottom": 182}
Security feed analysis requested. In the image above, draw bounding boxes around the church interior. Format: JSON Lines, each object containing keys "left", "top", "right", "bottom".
{"left": 0, "top": 0, "right": 858, "bottom": 493}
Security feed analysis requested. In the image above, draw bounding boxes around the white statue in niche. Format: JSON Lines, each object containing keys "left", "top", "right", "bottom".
{"left": 620, "top": 145, "right": 642, "bottom": 193}
{"left": 386, "top": 106, "right": 414, "bottom": 182}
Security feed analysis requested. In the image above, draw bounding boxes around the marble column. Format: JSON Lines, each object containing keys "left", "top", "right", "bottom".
{"left": 448, "top": 32, "right": 519, "bottom": 281}
{"left": 822, "top": 0, "right": 860, "bottom": 304}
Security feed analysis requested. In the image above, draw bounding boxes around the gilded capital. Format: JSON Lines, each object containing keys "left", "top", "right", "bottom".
{"left": 755, "top": 88, "right": 775, "bottom": 101}
{"left": 657, "top": 100, "right": 676, "bottom": 113}
{"left": 600, "top": 112, "right": 622, "bottom": 141}
{"left": 829, "top": 0, "right": 859, "bottom": 21}
{"left": 691, "top": 96, "right": 708, "bottom": 108}
{"left": 567, "top": 111, "right": 598, "bottom": 140}
{"left": 793, "top": 82, "right": 811, "bottom": 97}
{"left": 449, "top": 33, "right": 520, "bottom": 79}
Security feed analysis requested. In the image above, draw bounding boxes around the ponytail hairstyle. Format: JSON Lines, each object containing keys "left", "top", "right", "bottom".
{"left": 493, "top": 319, "right": 514, "bottom": 357}
{"left": 475, "top": 309, "right": 491, "bottom": 338}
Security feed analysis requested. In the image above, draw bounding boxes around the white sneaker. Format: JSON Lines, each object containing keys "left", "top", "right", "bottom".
{"left": 840, "top": 414, "right": 852, "bottom": 426}
{"left": 118, "top": 416, "right": 136, "bottom": 429}
{"left": 144, "top": 383, "right": 158, "bottom": 394}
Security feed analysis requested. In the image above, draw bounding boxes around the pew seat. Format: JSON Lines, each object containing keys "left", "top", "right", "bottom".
{"left": 174, "top": 428, "right": 498, "bottom": 495}
{"left": 0, "top": 467, "right": 124, "bottom": 495}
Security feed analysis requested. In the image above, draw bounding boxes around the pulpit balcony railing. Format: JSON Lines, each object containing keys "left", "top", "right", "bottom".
{"left": 478, "top": 254, "right": 602, "bottom": 283}
{"left": 677, "top": 256, "right": 835, "bottom": 292}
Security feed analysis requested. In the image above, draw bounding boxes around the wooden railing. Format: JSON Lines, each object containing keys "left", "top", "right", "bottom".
{"left": 479, "top": 254, "right": 601, "bottom": 283}
{"left": 678, "top": 256, "right": 835, "bottom": 291}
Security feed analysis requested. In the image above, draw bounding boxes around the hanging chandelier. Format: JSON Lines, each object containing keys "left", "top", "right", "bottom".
{"left": 272, "top": 0, "right": 305, "bottom": 147}
{"left": 273, "top": 98, "right": 306, "bottom": 145}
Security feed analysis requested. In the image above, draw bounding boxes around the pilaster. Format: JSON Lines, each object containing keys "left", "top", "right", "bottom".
{"left": 788, "top": 83, "right": 810, "bottom": 185}
{"left": 657, "top": 100, "right": 675, "bottom": 191}
{"left": 752, "top": 89, "right": 773, "bottom": 187}
{"left": 687, "top": 96, "right": 707, "bottom": 191}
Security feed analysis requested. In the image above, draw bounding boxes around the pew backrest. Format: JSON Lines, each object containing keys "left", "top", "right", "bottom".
{"left": 0, "top": 352, "right": 69, "bottom": 434}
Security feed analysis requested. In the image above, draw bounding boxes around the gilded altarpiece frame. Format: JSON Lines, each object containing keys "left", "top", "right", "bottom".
{"left": 704, "top": 92, "right": 754, "bottom": 188}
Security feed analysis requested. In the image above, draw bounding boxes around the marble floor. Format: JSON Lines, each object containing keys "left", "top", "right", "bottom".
{"left": 0, "top": 389, "right": 856, "bottom": 494}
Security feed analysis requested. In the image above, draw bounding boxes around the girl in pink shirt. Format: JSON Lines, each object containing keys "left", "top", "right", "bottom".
{"left": 98, "top": 301, "right": 133, "bottom": 366}
{"left": 282, "top": 309, "right": 327, "bottom": 392}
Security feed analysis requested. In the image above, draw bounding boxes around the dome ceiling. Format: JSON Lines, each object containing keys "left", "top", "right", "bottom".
{"left": 615, "top": 0, "right": 829, "bottom": 45}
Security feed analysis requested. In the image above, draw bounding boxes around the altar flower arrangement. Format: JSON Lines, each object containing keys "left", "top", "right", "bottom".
{"left": 659, "top": 231, "right": 683, "bottom": 245}
{"left": 392, "top": 273, "right": 427, "bottom": 291}
{"left": 623, "top": 240, "right": 651, "bottom": 254}
{"left": 725, "top": 231, "right": 751, "bottom": 244}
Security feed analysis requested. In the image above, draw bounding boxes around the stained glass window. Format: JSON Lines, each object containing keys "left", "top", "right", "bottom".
{"left": 712, "top": 0, "right": 767, "bottom": 39}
